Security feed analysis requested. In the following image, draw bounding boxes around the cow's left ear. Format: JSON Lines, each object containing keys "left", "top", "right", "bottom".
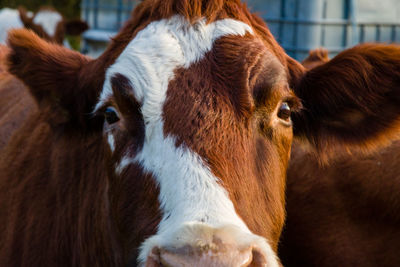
{"left": 64, "top": 19, "right": 89, "bottom": 36}
{"left": 18, "top": 7, "right": 33, "bottom": 27}
{"left": 6, "top": 29, "right": 100, "bottom": 127}
{"left": 291, "top": 44, "right": 400, "bottom": 158}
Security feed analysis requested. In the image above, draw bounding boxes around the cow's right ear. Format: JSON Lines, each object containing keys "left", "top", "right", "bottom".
{"left": 291, "top": 44, "right": 400, "bottom": 160}
{"left": 6, "top": 29, "right": 100, "bottom": 128}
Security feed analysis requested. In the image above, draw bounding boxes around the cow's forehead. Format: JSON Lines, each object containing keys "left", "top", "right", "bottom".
{"left": 96, "top": 15, "right": 253, "bottom": 111}
{"left": 33, "top": 10, "right": 62, "bottom": 37}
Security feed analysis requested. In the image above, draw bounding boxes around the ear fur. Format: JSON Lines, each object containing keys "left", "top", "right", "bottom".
{"left": 292, "top": 44, "right": 400, "bottom": 159}
{"left": 301, "top": 48, "right": 329, "bottom": 70}
{"left": 64, "top": 19, "right": 89, "bottom": 36}
{"left": 286, "top": 56, "right": 305, "bottom": 90}
{"left": 6, "top": 29, "right": 97, "bottom": 127}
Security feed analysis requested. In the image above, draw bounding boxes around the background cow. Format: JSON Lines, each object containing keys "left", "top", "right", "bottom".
{"left": 280, "top": 139, "right": 400, "bottom": 267}
{"left": 1, "top": 0, "right": 400, "bottom": 266}
{"left": 279, "top": 47, "right": 400, "bottom": 266}
{"left": 0, "top": 6, "right": 88, "bottom": 46}
{"left": 301, "top": 48, "right": 329, "bottom": 70}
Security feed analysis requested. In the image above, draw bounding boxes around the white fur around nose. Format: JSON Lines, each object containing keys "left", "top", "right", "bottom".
{"left": 96, "top": 15, "right": 278, "bottom": 266}
{"left": 33, "top": 10, "right": 62, "bottom": 37}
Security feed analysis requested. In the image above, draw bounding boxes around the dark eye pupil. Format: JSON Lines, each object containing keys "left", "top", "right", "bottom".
{"left": 104, "top": 107, "right": 120, "bottom": 124}
{"left": 278, "top": 102, "right": 291, "bottom": 121}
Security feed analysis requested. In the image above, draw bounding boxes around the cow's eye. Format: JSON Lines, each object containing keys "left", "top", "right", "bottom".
{"left": 278, "top": 102, "right": 291, "bottom": 121}
{"left": 104, "top": 107, "right": 120, "bottom": 124}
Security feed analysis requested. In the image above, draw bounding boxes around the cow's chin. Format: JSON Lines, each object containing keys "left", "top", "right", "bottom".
{"left": 139, "top": 223, "right": 279, "bottom": 267}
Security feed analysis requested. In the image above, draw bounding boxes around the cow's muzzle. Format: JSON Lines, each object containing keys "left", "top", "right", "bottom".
{"left": 142, "top": 223, "right": 278, "bottom": 267}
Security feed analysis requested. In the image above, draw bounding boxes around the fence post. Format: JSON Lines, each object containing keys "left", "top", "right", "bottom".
{"left": 349, "top": 0, "right": 358, "bottom": 46}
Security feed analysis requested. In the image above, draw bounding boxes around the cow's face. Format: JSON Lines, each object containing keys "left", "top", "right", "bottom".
{"left": 94, "top": 12, "right": 299, "bottom": 266}
{"left": 19, "top": 7, "right": 88, "bottom": 45}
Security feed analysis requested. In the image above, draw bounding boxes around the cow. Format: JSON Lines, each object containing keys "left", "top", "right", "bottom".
{"left": 279, "top": 48, "right": 400, "bottom": 266}
{"left": 301, "top": 48, "right": 329, "bottom": 70}
{"left": 279, "top": 139, "right": 400, "bottom": 267}
{"left": 1, "top": 0, "right": 400, "bottom": 266}
{"left": 0, "top": 45, "right": 9, "bottom": 73}
{"left": 0, "top": 7, "right": 88, "bottom": 46}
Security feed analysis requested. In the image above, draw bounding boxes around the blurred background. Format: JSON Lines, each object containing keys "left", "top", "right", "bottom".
{"left": 1, "top": 0, "right": 399, "bottom": 60}
{"left": 1, "top": 0, "right": 82, "bottom": 48}
{"left": 0, "top": 0, "right": 80, "bottom": 17}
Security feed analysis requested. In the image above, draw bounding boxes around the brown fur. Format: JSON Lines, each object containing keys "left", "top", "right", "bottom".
{"left": 2, "top": 0, "right": 400, "bottom": 266}
{"left": 162, "top": 35, "right": 296, "bottom": 246}
{"left": 18, "top": 6, "right": 88, "bottom": 45}
{"left": 291, "top": 44, "right": 400, "bottom": 162}
{"left": 279, "top": 46, "right": 400, "bottom": 266}
{"left": 0, "top": 44, "right": 9, "bottom": 73}
{"left": 0, "top": 73, "right": 34, "bottom": 150}
{"left": 301, "top": 48, "right": 330, "bottom": 70}
{"left": 280, "top": 140, "right": 400, "bottom": 267}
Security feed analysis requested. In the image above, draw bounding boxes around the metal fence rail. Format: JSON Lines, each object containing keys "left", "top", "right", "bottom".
{"left": 260, "top": 0, "right": 400, "bottom": 59}
{"left": 268, "top": 18, "right": 400, "bottom": 53}
{"left": 81, "top": 0, "right": 400, "bottom": 60}
{"left": 81, "top": 0, "right": 136, "bottom": 31}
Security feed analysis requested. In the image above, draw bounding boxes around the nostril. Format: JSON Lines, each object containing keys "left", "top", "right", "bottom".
{"left": 248, "top": 248, "right": 268, "bottom": 267}
{"left": 141, "top": 224, "right": 278, "bottom": 266}
{"left": 145, "top": 246, "right": 271, "bottom": 267}
{"left": 145, "top": 247, "right": 162, "bottom": 267}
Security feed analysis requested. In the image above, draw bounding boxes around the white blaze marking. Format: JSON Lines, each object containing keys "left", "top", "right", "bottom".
{"left": 107, "top": 134, "right": 115, "bottom": 152}
{"left": 33, "top": 10, "right": 62, "bottom": 37}
{"left": 96, "top": 15, "right": 278, "bottom": 266}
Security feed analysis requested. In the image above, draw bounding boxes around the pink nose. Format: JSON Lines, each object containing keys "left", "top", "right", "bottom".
{"left": 146, "top": 237, "right": 268, "bottom": 267}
